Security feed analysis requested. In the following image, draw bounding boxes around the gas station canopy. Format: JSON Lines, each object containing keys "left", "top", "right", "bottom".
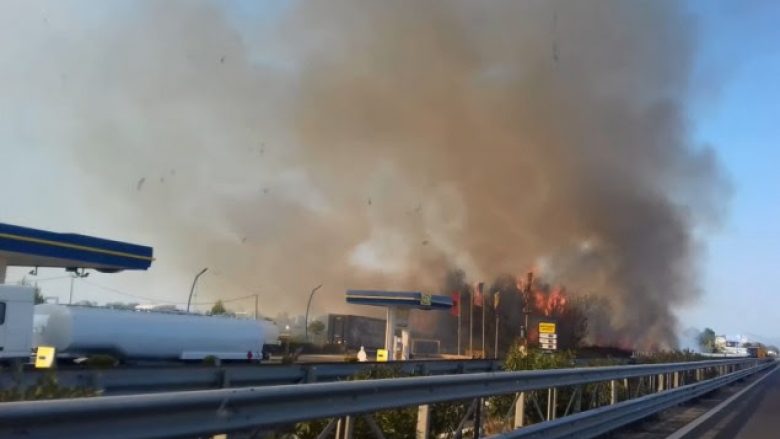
{"left": 0, "top": 222, "right": 153, "bottom": 273}
{"left": 346, "top": 290, "right": 453, "bottom": 310}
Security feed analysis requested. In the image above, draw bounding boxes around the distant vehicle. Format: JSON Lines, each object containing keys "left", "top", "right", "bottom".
{"left": 0, "top": 285, "right": 279, "bottom": 364}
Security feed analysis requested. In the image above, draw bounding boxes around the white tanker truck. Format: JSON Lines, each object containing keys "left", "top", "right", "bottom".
{"left": 0, "top": 285, "right": 279, "bottom": 364}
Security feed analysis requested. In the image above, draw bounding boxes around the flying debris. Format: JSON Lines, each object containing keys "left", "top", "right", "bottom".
{"left": 136, "top": 177, "right": 146, "bottom": 191}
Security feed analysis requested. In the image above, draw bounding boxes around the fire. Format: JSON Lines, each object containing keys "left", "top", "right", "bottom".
{"left": 533, "top": 286, "right": 567, "bottom": 316}
{"left": 518, "top": 271, "right": 568, "bottom": 317}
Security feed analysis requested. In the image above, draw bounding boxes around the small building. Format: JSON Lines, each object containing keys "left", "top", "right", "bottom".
{"left": 714, "top": 334, "right": 749, "bottom": 357}
{"left": 327, "top": 314, "right": 386, "bottom": 350}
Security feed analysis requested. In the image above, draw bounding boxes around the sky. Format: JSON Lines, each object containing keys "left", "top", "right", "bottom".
{"left": 679, "top": 0, "right": 780, "bottom": 342}
{"left": 1, "top": 0, "right": 779, "bottom": 344}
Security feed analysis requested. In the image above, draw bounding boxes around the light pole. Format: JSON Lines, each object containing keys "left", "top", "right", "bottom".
{"left": 304, "top": 284, "right": 323, "bottom": 342}
{"left": 186, "top": 267, "right": 208, "bottom": 312}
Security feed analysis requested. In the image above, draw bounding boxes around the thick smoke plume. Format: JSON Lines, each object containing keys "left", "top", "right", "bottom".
{"left": 4, "top": 1, "right": 726, "bottom": 348}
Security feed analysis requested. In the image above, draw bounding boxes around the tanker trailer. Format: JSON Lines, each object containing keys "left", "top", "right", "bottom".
{"left": 33, "top": 303, "right": 280, "bottom": 362}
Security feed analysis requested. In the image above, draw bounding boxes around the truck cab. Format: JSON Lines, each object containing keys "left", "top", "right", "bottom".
{"left": 0, "top": 285, "right": 35, "bottom": 361}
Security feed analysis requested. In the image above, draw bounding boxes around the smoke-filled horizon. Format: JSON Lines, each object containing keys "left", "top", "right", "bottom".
{"left": 2, "top": 0, "right": 728, "bottom": 349}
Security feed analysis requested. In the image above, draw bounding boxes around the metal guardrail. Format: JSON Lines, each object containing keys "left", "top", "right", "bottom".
{"left": 492, "top": 360, "right": 776, "bottom": 438}
{"left": 0, "top": 358, "right": 770, "bottom": 439}
{"left": 0, "top": 358, "right": 501, "bottom": 394}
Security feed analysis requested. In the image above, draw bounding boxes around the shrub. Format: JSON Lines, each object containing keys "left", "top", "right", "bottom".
{"left": 0, "top": 372, "right": 98, "bottom": 402}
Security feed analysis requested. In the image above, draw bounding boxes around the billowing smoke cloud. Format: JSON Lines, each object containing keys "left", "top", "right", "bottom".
{"left": 2, "top": 0, "right": 727, "bottom": 348}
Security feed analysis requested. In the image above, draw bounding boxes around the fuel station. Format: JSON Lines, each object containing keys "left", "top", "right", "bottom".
{"left": 346, "top": 290, "right": 452, "bottom": 360}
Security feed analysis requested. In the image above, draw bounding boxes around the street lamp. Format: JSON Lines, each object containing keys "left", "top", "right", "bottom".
{"left": 304, "top": 284, "right": 323, "bottom": 342}
{"left": 186, "top": 267, "right": 208, "bottom": 312}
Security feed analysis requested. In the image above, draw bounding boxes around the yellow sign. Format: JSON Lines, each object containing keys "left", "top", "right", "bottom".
{"left": 539, "top": 322, "right": 557, "bottom": 334}
{"left": 420, "top": 293, "right": 432, "bottom": 307}
{"left": 34, "top": 346, "right": 56, "bottom": 369}
{"left": 376, "top": 349, "right": 389, "bottom": 362}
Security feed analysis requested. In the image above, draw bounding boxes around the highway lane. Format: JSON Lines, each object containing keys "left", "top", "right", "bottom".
{"left": 728, "top": 365, "right": 780, "bottom": 439}
{"left": 680, "top": 364, "right": 779, "bottom": 439}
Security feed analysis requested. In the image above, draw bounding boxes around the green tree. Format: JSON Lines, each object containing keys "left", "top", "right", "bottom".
{"left": 308, "top": 320, "right": 325, "bottom": 337}
{"left": 210, "top": 300, "right": 227, "bottom": 315}
{"left": 697, "top": 328, "right": 717, "bottom": 353}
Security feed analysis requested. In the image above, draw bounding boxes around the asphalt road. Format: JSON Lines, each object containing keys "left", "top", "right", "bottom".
{"left": 684, "top": 365, "right": 780, "bottom": 439}
{"left": 728, "top": 365, "right": 780, "bottom": 439}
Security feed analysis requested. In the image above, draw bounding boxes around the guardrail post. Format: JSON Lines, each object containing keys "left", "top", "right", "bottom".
{"left": 513, "top": 392, "right": 525, "bottom": 428}
{"left": 551, "top": 388, "right": 558, "bottom": 420}
{"left": 546, "top": 388, "right": 553, "bottom": 420}
{"left": 416, "top": 405, "right": 431, "bottom": 439}
{"left": 623, "top": 378, "right": 629, "bottom": 397}
{"left": 219, "top": 369, "right": 230, "bottom": 388}
{"left": 657, "top": 374, "right": 665, "bottom": 392}
{"left": 342, "top": 416, "right": 355, "bottom": 439}
{"left": 88, "top": 372, "right": 103, "bottom": 392}
{"left": 610, "top": 380, "right": 618, "bottom": 404}
{"left": 474, "top": 398, "right": 482, "bottom": 438}
{"left": 673, "top": 372, "right": 680, "bottom": 388}
{"left": 304, "top": 366, "right": 317, "bottom": 383}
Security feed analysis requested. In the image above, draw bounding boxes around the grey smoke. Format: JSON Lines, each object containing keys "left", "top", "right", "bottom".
{"left": 3, "top": 1, "right": 727, "bottom": 349}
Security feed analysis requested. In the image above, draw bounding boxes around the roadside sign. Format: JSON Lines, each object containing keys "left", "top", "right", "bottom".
{"left": 420, "top": 293, "right": 432, "bottom": 307}
{"left": 539, "top": 333, "right": 558, "bottom": 340}
{"left": 540, "top": 342, "right": 557, "bottom": 350}
{"left": 539, "top": 322, "right": 556, "bottom": 334}
{"left": 376, "top": 349, "right": 389, "bottom": 362}
{"left": 34, "top": 346, "right": 56, "bottom": 369}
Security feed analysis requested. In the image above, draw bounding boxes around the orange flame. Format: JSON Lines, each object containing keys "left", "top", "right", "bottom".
{"left": 517, "top": 270, "right": 569, "bottom": 316}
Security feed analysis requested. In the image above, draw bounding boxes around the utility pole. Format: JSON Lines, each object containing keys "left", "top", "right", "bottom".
{"left": 254, "top": 294, "right": 259, "bottom": 320}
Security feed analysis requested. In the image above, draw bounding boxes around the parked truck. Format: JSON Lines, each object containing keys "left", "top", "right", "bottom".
{"left": 0, "top": 285, "right": 279, "bottom": 364}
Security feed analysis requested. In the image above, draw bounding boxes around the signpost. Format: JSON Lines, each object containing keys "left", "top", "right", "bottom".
{"left": 538, "top": 322, "right": 558, "bottom": 351}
